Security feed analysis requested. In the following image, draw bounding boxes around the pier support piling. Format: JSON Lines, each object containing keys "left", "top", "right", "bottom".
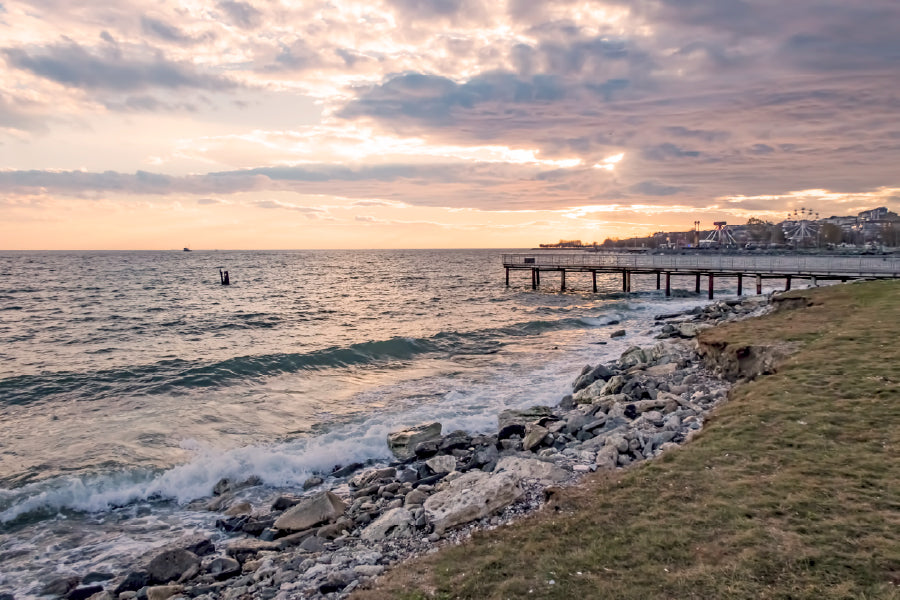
{"left": 737, "top": 273, "right": 743, "bottom": 296}
{"left": 531, "top": 268, "right": 537, "bottom": 290}
{"left": 708, "top": 274, "right": 715, "bottom": 300}
{"left": 622, "top": 270, "right": 628, "bottom": 292}
{"left": 591, "top": 270, "right": 597, "bottom": 293}
{"left": 560, "top": 269, "right": 566, "bottom": 292}
{"left": 505, "top": 267, "right": 509, "bottom": 287}
{"left": 665, "top": 272, "right": 671, "bottom": 297}
{"left": 811, "top": 275, "right": 817, "bottom": 287}
{"left": 785, "top": 275, "right": 792, "bottom": 291}
{"left": 656, "top": 271, "right": 661, "bottom": 290}
{"left": 695, "top": 273, "right": 701, "bottom": 294}
{"left": 756, "top": 274, "right": 762, "bottom": 295}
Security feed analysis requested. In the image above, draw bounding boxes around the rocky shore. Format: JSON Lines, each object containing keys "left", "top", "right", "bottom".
{"left": 31, "top": 295, "right": 776, "bottom": 600}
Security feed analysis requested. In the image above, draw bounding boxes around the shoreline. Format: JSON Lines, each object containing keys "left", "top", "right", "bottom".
{"left": 29, "top": 294, "right": 778, "bottom": 600}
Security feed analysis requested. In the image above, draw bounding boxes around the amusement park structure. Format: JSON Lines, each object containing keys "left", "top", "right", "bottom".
{"left": 700, "top": 221, "right": 738, "bottom": 247}
{"left": 783, "top": 207, "right": 821, "bottom": 246}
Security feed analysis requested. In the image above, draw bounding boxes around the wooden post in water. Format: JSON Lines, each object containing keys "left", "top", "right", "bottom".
{"left": 737, "top": 273, "right": 743, "bottom": 296}
{"left": 591, "top": 270, "right": 597, "bottom": 293}
{"left": 536, "top": 269, "right": 540, "bottom": 286}
{"left": 785, "top": 275, "right": 792, "bottom": 291}
{"left": 756, "top": 274, "right": 762, "bottom": 294}
{"left": 665, "top": 272, "right": 671, "bottom": 297}
{"left": 708, "top": 273, "right": 715, "bottom": 299}
{"left": 695, "top": 273, "right": 701, "bottom": 294}
{"left": 627, "top": 271, "right": 632, "bottom": 292}
{"left": 622, "top": 270, "right": 628, "bottom": 292}
{"left": 505, "top": 267, "right": 509, "bottom": 286}
{"left": 656, "top": 271, "right": 661, "bottom": 289}
{"left": 811, "top": 275, "right": 817, "bottom": 287}
{"left": 532, "top": 268, "right": 537, "bottom": 290}
{"left": 560, "top": 269, "right": 566, "bottom": 292}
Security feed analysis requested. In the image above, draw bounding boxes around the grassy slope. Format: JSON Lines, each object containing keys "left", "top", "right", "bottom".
{"left": 354, "top": 280, "right": 900, "bottom": 600}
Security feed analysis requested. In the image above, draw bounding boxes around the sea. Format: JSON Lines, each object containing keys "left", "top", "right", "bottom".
{"left": 0, "top": 249, "right": 774, "bottom": 596}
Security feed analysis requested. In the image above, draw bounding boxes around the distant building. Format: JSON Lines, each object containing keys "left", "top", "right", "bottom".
{"left": 858, "top": 207, "right": 889, "bottom": 222}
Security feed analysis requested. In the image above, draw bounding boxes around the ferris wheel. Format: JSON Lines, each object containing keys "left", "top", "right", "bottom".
{"left": 784, "top": 207, "right": 820, "bottom": 245}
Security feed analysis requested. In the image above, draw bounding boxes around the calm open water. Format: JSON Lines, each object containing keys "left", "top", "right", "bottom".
{"left": 0, "top": 249, "right": 729, "bottom": 595}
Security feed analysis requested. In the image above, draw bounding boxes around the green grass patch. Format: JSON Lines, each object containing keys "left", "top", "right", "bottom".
{"left": 354, "top": 280, "right": 900, "bottom": 600}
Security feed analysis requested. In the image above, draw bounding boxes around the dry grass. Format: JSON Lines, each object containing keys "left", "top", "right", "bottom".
{"left": 353, "top": 280, "right": 900, "bottom": 600}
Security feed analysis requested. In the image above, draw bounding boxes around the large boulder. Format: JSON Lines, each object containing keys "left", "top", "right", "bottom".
{"left": 493, "top": 456, "right": 569, "bottom": 484}
{"left": 360, "top": 507, "right": 415, "bottom": 541}
{"left": 387, "top": 422, "right": 442, "bottom": 460}
{"left": 424, "top": 471, "right": 523, "bottom": 534}
{"left": 273, "top": 490, "right": 346, "bottom": 532}
{"left": 498, "top": 406, "right": 553, "bottom": 439}
{"left": 146, "top": 549, "right": 199, "bottom": 584}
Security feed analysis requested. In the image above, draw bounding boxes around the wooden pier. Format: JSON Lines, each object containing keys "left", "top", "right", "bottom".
{"left": 502, "top": 253, "right": 900, "bottom": 298}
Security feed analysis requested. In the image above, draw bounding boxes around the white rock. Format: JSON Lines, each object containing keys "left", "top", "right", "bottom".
{"left": 360, "top": 507, "right": 414, "bottom": 541}
{"left": 273, "top": 491, "right": 346, "bottom": 531}
{"left": 493, "top": 456, "right": 570, "bottom": 484}
{"left": 424, "top": 471, "right": 523, "bottom": 534}
{"left": 425, "top": 455, "right": 456, "bottom": 474}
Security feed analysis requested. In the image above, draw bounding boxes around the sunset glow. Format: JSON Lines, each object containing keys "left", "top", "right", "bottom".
{"left": 1, "top": 0, "right": 898, "bottom": 249}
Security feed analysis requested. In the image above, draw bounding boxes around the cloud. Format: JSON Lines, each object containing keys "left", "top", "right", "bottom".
{"left": 2, "top": 42, "right": 238, "bottom": 92}
{"left": 217, "top": 1, "right": 263, "bottom": 30}
{"left": 140, "top": 16, "right": 210, "bottom": 45}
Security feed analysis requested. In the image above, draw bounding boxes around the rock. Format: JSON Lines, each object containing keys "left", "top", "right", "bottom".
{"left": 494, "top": 456, "right": 569, "bottom": 484}
{"left": 498, "top": 406, "right": 553, "bottom": 439}
{"left": 113, "top": 571, "right": 150, "bottom": 595}
{"left": 146, "top": 585, "right": 183, "bottom": 600}
{"left": 676, "top": 323, "right": 710, "bottom": 338}
{"left": 610, "top": 329, "right": 626, "bottom": 338}
{"left": 271, "top": 495, "right": 300, "bottom": 511}
{"left": 273, "top": 490, "right": 346, "bottom": 531}
{"left": 299, "top": 535, "right": 327, "bottom": 553}
{"left": 425, "top": 455, "right": 456, "bottom": 474}
{"left": 424, "top": 471, "right": 523, "bottom": 534}
{"left": 81, "top": 573, "right": 113, "bottom": 585}
{"left": 471, "top": 444, "right": 499, "bottom": 468}
{"left": 66, "top": 586, "right": 103, "bottom": 600}
{"left": 303, "top": 476, "right": 324, "bottom": 490}
{"left": 350, "top": 468, "right": 397, "bottom": 489}
{"left": 224, "top": 539, "right": 280, "bottom": 561}
{"left": 558, "top": 394, "right": 575, "bottom": 410}
{"left": 360, "top": 507, "right": 414, "bottom": 541}
{"left": 332, "top": 462, "right": 364, "bottom": 478}
{"left": 404, "top": 488, "right": 428, "bottom": 506}
{"left": 619, "top": 346, "right": 648, "bottom": 368}
{"left": 42, "top": 577, "right": 80, "bottom": 596}
{"left": 572, "top": 364, "right": 613, "bottom": 392}
{"left": 213, "top": 478, "right": 232, "bottom": 495}
{"left": 522, "top": 425, "right": 549, "bottom": 452}
{"left": 0, "top": 594, "right": 14, "bottom": 600}
{"left": 317, "top": 516, "right": 353, "bottom": 539}
{"left": 354, "top": 564, "right": 385, "bottom": 578}
{"left": 600, "top": 375, "right": 626, "bottom": 395}
{"left": 645, "top": 363, "right": 678, "bottom": 377}
{"left": 207, "top": 557, "right": 241, "bottom": 580}
{"left": 565, "top": 413, "right": 590, "bottom": 434}
{"left": 85, "top": 592, "right": 112, "bottom": 600}
{"left": 387, "top": 422, "right": 442, "bottom": 460}
{"left": 224, "top": 501, "right": 252, "bottom": 517}
{"left": 146, "top": 549, "right": 199, "bottom": 584}
{"left": 595, "top": 444, "right": 619, "bottom": 469}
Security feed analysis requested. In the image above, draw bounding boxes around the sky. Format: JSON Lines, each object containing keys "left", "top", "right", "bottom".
{"left": 1, "top": 0, "right": 899, "bottom": 249}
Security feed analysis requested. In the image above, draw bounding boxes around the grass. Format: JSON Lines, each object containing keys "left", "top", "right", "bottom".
{"left": 353, "top": 280, "right": 900, "bottom": 600}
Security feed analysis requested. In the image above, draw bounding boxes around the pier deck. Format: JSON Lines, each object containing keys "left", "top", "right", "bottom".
{"left": 501, "top": 252, "right": 900, "bottom": 298}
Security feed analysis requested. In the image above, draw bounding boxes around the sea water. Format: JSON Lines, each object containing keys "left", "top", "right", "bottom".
{"left": 0, "top": 249, "right": 763, "bottom": 595}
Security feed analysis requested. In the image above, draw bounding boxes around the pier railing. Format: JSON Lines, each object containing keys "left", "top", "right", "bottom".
{"left": 501, "top": 253, "right": 900, "bottom": 277}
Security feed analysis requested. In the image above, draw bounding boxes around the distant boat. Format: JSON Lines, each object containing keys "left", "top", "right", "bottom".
{"left": 183, "top": 247, "right": 191, "bottom": 252}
